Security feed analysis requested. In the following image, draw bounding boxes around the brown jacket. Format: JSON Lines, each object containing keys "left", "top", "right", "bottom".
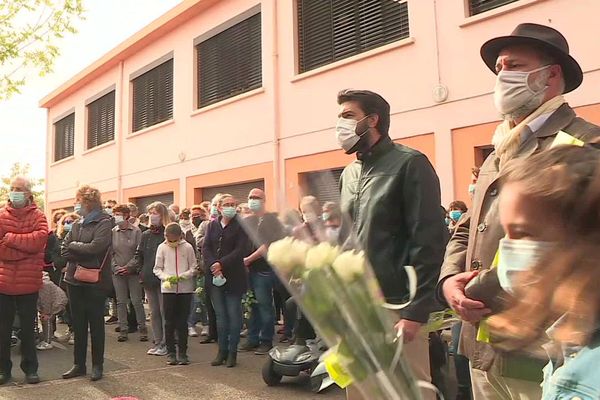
{"left": 437, "top": 103, "right": 600, "bottom": 371}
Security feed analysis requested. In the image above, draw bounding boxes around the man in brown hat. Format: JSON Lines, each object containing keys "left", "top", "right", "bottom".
{"left": 438, "top": 23, "right": 600, "bottom": 399}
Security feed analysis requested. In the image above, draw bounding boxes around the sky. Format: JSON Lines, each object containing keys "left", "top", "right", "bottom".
{"left": 0, "top": 0, "right": 183, "bottom": 180}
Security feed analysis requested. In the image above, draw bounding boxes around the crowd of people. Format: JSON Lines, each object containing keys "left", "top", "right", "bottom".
{"left": 0, "top": 22, "right": 599, "bottom": 400}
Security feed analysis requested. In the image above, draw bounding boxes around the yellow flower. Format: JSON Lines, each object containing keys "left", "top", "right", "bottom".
{"left": 332, "top": 250, "right": 366, "bottom": 283}
{"left": 305, "top": 242, "right": 340, "bottom": 270}
{"left": 268, "top": 237, "right": 309, "bottom": 275}
{"left": 162, "top": 280, "right": 173, "bottom": 290}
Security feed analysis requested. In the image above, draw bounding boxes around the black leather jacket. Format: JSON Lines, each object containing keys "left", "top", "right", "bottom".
{"left": 340, "top": 137, "right": 447, "bottom": 323}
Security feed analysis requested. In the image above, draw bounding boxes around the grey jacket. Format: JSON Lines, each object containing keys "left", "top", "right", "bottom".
{"left": 111, "top": 224, "right": 142, "bottom": 274}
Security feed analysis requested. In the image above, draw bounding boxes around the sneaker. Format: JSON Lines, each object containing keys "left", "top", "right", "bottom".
{"left": 254, "top": 343, "right": 273, "bottom": 355}
{"left": 188, "top": 327, "right": 198, "bottom": 337}
{"left": 154, "top": 345, "right": 168, "bottom": 356}
{"left": 178, "top": 354, "right": 190, "bottom": 365}
{"left": 105, "top": 316, "right": 118, "bottom": 325}
{"left": 167, "top": 353, "right": 178, "bottom": 365}
{"left": 238, "top": 341, "right": 259, "bottom": 352}
{"left": 147, "top": 346, "right": 158, "bottom": 355}
{"left": 36, "top": 341, "right": 53, "bottom": 351}
{"left": 200, "top": 326, "right": 209, "bottom": 337}
{"left": 68, "top": 333, "right": 75, "bottom": 345}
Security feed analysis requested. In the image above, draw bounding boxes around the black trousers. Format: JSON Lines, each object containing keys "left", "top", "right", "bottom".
{"left": 163, "top": 293, "right": 192, "bottom": 355}
{"left": 67, "top": 285, "right": 106, "bottom": 367}
{"left": 0, "top": 293, "right": 38, "bottom": 374}
{"left": 205, "top": 287, "right": 217, "bottom": 340}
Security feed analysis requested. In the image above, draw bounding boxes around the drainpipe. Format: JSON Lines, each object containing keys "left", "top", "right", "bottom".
{"left": 271, "top": 0, "right": 282, "bottom": 211}
{"left": 117, "top": 60, "right": 124, "bottom": 202}
{"left": 44, "top": 108, "right": 50, "bottom": 215}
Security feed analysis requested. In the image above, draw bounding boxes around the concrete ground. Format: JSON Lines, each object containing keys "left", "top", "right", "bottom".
{"left": 0, "top": 323, "right": 345, "bottom": 400}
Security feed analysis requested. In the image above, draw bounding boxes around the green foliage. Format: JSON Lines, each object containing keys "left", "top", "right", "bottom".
{"left": 0, "top": 0, "right": 85, "bottom": 99}
{"left": 0, "top": 162, "right": 45, "bottom": 210}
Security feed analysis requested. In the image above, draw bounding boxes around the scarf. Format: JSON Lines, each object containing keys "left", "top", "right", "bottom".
{"left": 492, "top": 95, "right": 566, "bottom": 170}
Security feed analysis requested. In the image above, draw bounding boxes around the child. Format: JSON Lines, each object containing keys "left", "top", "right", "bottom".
{"left": 153, "top": 223, "right": 197, "bottom": 365}
{"left": 37, "top": 272, "right": 68, "bottom": 350}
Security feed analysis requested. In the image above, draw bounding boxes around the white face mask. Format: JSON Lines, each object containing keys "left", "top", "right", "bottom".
{"left": 114, "top": 215, "right": 125, "bottom": 224}
{"left": 335, "top": 116, "right": 369, "bottom": 153}
{"left": 497, "top": 238, "right": 553, "bottom": 294}
{"left": 493, "top": 65, "right": 551, "bottom": 119}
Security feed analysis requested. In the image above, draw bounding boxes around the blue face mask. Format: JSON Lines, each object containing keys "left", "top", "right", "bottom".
{"left": 248, "top": 199, "right": 263, "bottom": 212}
{"left": 222, "top": 206, "right": 237, "bottom": 219}
{"left": 213, "top": 275, "right": 227, "bottom": 287}
{"left": 449, "top": 210, "right": 463, "bottom": 222}
{"left": 210, "top": 205, "right": 219, "bottom": 217}
{"left": 64, "top": 223, "right": 73, "bottom": 232}
{"left": 444, "top": 217, "right": 450, "bottom": 226}
{"left": 9, "top": 191, "right": 28, "bottom": 208}
{"left": 322, "top": 212, "right": 331, "bottom": 221}
{"left": 74, "top": 203, "right": 82, "bottom": 215}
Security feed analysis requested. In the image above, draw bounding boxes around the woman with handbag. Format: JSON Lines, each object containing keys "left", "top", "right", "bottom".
{"left": 60, "top": 185, "right": 113, "bottom": 382}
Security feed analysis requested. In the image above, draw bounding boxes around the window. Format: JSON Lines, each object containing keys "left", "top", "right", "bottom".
{"left": 54, "top": 113, "right": 75, "bottom": 161}
{"left": 132, "top": 58, "right": 173, "bottom": 132}
{"left": 197, "top": 13, "right": 262, "bottom": 108}
{"left": 468, "top": 0, "right": 519, "bottom": 15}
{"left": 297, "top": 0, "right": 409, "bottom": 73}
{"left": 87, "top": 90, "right": 115, "bottom": 149}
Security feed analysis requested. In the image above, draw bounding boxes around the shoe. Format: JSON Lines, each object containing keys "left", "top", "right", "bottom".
{"left": 139, "top": 327, "right": 148, "bottom": 342}
{"left": 200, "top": 326, "right": 209, "bottom": 336}
{"left": 254, "top": 343, "right": 273, "bottom": 355}
{"left": 105, "top": 316, "right": 118, "bottom": 325}
{"left": 238, "top": 341, "right": 259, "bottom": 352}
{"left": 200, "top": 337, "right": 216, "bottom": 344}
{"left": 62, "top": 365, "right": 86, "bottom": 379}
{"left": 188, "top": 327, "right": 198, "bottom": 337}
{"left": 36, "top": 341, "right": 54, "bottom": 351}
{"left": 68, "top": 333, "right": 75, "bottom": 345}
{"left": 115, "top": 326, "right": 121, "bottom": 333}
{"left": 117, "top": 334, "right": 128, "bottom": 342}
{"left": 178, "top": 354, "right": 190, "bottom": 365}
{"left": 226, "top": 352, "right": 237, "bottom": 368}
{"left": 240, "top": 328, "right": 248, "bottom": 338}
{"left": 167, "top": 353, "right": 178, "bottom": 365}
{"left": 211, "top": 351, "right": 228, "bottom": 366}
{"left": 90, "top": 365, "right": 103, "bottom": 381}
{"left": 147, "top": 346, "right": 158, "bottom": 355}
{"left": 0, "top": 372, "right": 11, "bottom": 385}
{"left": 25, "top": 373, "right": 40, "bottom": 384}
{"left": 154, "top": 345, "right": 168, "bottom": 356}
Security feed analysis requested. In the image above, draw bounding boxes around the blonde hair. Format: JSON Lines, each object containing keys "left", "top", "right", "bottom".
{"left": 147, "top": 201, "right": 172, "bottom": 226}
{"left": 300, "top": 195, "right": 320, "bottom": 215}
{"left": 56, "top": 212, "right": 80, "bottom": 238}
{"left": 218, "top": 193, "right": 236, "bottom": 206}
{"left": 76, "top": 185, "right": 102, "bottom": 210}
{"left": 51, "top": 209, "right": 67, "bottom": 227}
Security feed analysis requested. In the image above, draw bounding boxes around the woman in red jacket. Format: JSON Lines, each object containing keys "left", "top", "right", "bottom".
{"left": 0, "top": 176, "right": 48, "bottom": 386}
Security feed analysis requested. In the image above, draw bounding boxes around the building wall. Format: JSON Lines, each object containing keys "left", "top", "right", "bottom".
{"left": 44, "top": 0, "right": 600, "bottom": 216}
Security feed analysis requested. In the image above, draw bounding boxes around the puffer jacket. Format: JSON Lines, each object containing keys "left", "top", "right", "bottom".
{"left": 153, "top": 239, "right": 197, "bottom": 294}
{"left": 0, "top": 204, "right": 48, "bottom": 295}
{"left": 61, "top": 210, "right": 113, "bottom": 293}
{"left": 128, "top": 225, "right": 166, "bottom": 289}
{"left": 339, "top": 136, "right": 448, "bottom": 323}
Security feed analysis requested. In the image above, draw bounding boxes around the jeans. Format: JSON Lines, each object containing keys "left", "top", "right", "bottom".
{"left": 187, "top": 286, "right": 202, "bottom": 328}
{"left": 247, "top": 271, "right": 275, "bottom": 345}
{"left": 112, "top": 274, "right": 146, "bottom": 332}
{"left": 145, "top": 286, "right": 165, "bottom": 346}
{"left": 163, "top": 293, "right": 191, "bottom": 355}
{"left": 0, "top": 293, "right": 38, "bottom": 374}
{"left": 211, "top": 288, "right": 243, "bottom": 354}
{"left": 68, "top": 285, "right": 106, "bottom": 367}
{"left": 275, "top": 282, "right": 293, "bottom": 338}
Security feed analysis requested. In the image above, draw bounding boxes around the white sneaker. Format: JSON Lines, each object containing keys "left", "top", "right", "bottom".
{"left": 200, "top": 326, "right": 209, "bottom": 337}
{"left": 36, "top": 341, "right": 53, "bottom": 351}
{"left": 154, "top": 345, "right": 168, "bottom": 356}
{"left": 188, "top": 327, "right": 198, "bottom": 337}
{"left": 68, "top": 333, "right": 75, "bottom": 345}
{"left": 147, "top": 346, "right": 158, "bottom": 355}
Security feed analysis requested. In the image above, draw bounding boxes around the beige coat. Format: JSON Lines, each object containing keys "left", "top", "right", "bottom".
{"left": 437, "top": 103, "right": 600, "bottom": 371}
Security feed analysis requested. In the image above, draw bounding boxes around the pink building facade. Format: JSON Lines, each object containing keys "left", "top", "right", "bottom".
{"left": 41, "top": 0, "right": 600, "bottom": 214}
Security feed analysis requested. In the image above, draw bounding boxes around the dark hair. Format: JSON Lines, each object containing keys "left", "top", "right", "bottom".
{"left": 337, "top": 89, "right": 391, "bottom": 135}
{"left": 180, "top": 208, "right": 191, "bottom": 219}
{"left": 449, "top": 201, "right": 468, "bottom": 213}
{"left": 139, "top": 213, "right": 149, "bottom": 224}
{"left": 165, "top": 222, "right": 182, "bottom": 237}
{"left": 113, "top": 204, "right": 131, "bottom": 215}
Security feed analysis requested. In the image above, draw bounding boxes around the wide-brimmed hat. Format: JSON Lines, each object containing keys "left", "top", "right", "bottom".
{"left": 481, "top": 23, "right": 582, "bottom": 93}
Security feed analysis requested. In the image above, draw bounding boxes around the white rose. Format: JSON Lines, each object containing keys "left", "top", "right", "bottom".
{"left": 332, "top": 250, "right": 366, "bottom": 283}
{"left": 162, "top": 280, "right": 172, "bottom": 290}
{"left": 305, "top": 242, "right": 340, "bottom": 270}
{"left": 268, "top": 237, "right": 309, "bottom": 275}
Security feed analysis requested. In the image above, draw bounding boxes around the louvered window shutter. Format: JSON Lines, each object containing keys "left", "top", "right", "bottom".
{"left": 197, "top": 13, "right": 262, "bottom": 108}
{"left": 468, "top": 0, "right": 519, "bottom": 15}
{"left": 54, "top": 113, "right": 75, "bottom": 161}
{"left": 132, "top": 59, "right": 174, "bottom": 132}
{"left": 298, "top": 0, "right": 409, "bottom": 73}
{"left": 87, "top": 90, "right": 115, "bottom": 149}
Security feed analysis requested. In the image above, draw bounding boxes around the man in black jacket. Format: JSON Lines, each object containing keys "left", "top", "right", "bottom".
{"left": 337, "top": 90, "right": 447, "bottom": 400}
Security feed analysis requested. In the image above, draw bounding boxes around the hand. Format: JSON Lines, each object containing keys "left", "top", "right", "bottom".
{"left": 395, "top": 319, "right": 422, "bottom": 343}
{"left": 116, "top": 267, "right": 128, "bottom": 275}
{"left": 243, "top": 257, "right": 251, "bottom": 268}
{"left": 211, "top": 262, "right": 222, "bottom": 275}
{"left": 442, "top": 271, "right": 491, "bottom": 323}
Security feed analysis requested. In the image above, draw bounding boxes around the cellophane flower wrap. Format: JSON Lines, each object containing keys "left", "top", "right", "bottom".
{"left": 266, "top": 231, "right": 422, "bottom": 400}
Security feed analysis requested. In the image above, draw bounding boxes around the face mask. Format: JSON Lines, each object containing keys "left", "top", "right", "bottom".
{"left": 322, "top": 212, "right": 331, "bottom": 221}
{"left": 9, "top": 191, "right": 28, "bottom": 209}
{"left": 192, "top": 216, "right": 203, "bottom": 228}
{"left": 104, "top": 208, "right": 113, "bottom": 216}
{"left": 210, "top": 205, "right": 219, "bottom": 217}
{"left": 213, "top": 275, "right": 227, "bottom": 287}
{"left": 114, "top": 215, "right": 125, "bottom": 224}
{"left": 222, "top": 206, "right": 237, "bottom": 219}
{"left": 497, "top": 238, "right": 553, "bottom": 294}
{"left": 493, "top": 65, "right": 551, "bottom": 118}
{"left": 74, "top": 203, "right": 82, "bottom": 214}
{"left": 150, "top": 214, "right": 161, "bottom": 226}
{"left": 449, "top": 210, "right": 463, "bottom": 222}
{"left": 248, "top": 199, "right": 263, "bottom": 212}
{"left": 303, "top": 212, "right": 318, "bottom": 223}
{"left": 64, "top": 223, "right": 73, "bottom": 232}
{"left": 335, "top": 116, "right": 369, "bottom": 153}
{"left": 444, "top": 217, "right": 450, "bottom": 226}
